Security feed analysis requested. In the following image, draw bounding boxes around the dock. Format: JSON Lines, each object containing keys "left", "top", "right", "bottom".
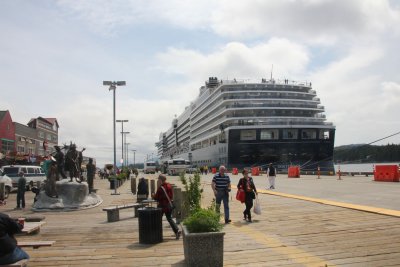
{"left": 1, "top": 173, "right": 399, "bottom": 266}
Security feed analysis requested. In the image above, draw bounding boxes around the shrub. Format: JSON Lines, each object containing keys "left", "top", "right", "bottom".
{"left": 183, "top": 208, "right": 222, "bottom": 233}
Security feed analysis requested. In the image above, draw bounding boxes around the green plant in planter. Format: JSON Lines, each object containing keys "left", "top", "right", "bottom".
{"left": 183, "top": 207, "right": 222, "bottom": 233}
{"left": 180, "top": 172, "right": 202, "bottom": 214}
{"left": 108, "top": 175, "right": 117, "bottom": 181}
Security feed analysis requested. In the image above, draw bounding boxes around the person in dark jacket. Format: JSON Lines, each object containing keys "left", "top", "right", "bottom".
{"left": 16, "top": 172, "right": 26, "bottom": 210}
{"left": 137, "top": 178, "right": 149, "bottom": 202}
{"left": 152, "top": 174, "right": 181, "bottom": 240}
{"left": 0, "top": 212, "right": 29, "bottom": 264}
{"left": 86, "top": 158, "right": 96, "bottom": 193}
{"left": 237, "top": 169, "right": 258, "bottom": 222}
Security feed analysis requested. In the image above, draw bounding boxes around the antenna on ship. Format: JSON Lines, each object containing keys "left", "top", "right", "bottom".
{"left": 270, "top": 64, "right": 274, "bottom": 81}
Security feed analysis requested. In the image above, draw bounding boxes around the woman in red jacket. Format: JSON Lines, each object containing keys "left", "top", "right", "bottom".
{"left": 237, "top": 169, "right": 258, "bottom": 222}
{"left": 152, "top": 174, "right": 181, "bottom": 239}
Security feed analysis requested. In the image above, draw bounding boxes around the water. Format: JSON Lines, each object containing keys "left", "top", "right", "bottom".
{"left": 334, "top": 162, "right": 400, "bottom": 172}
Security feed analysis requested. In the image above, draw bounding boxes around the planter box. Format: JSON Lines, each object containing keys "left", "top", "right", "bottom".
{"left": 182, "top": 225, "right": 225, "bottom": 267}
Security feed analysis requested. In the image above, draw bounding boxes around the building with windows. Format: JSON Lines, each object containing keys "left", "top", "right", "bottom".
{"left": 0, "top": 110, "right": 59, "bottom": 165}
{"left": 0, "top": 110, "right": 15, "bottom": 157}
{"left": 156, "top": 77, "right": 335, "bottom": 172}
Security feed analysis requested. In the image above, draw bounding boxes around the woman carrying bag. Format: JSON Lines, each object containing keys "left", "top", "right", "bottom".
{"left": 237, "top": 169, "right": 258, "bottom": 222}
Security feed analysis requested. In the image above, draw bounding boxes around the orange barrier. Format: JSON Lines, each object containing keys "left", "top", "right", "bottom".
{"left": 232, "top": 168, "right": 238, "bottom": 175}
{"left": 211, "top": 167, "right": 217, "bottom": 174}
{"left": 374, "top": 165, "right": 399, "bottom": 182}
{"left": 288, "top": 166, "right": 300, "bottom": 178}
{"left": 251, "top": 167, "right": 260, "bottom": 176}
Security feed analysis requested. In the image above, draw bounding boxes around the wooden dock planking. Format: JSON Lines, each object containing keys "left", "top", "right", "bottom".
{"left": 2, "top": 176, "right": 399, "bottom": 266}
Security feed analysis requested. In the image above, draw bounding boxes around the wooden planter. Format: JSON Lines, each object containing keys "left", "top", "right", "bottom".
{"left": 182, "top": 225, "right": 225, "bottom": 267}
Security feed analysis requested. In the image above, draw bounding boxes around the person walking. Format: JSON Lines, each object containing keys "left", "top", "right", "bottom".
{"left": 152, "top": 174, "right": 181, "bottom": 240}
{"left": 266, "top": 163, "right": 276, "bottom": 189}
{"left": 212, "top": 165, "right": 232, "bottom": 224}
{"left": 15, "top": 172, "right": 26, "bottom": 210}
{"left": 0, "top": 212, "right": 30, "bottom": 264}
{"left": 86, "top": 158, "right": 96, "bottom": 193}
{"left": 237, "top": 169, "right": 258, "bottom": 222}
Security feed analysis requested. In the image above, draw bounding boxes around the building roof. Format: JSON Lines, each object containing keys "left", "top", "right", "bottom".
{"left": 28, "top": 116, "right": 59, "bottom": 128}
{"left": 0, "top": 110, "right": 8, "bottom": 122}
{"left": 14, "top": 122, "right": 37, "bottom": 139}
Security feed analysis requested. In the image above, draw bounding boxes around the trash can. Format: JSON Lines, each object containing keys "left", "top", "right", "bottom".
{"left": 138, "top": 207, "right": 163, "bottom": 244}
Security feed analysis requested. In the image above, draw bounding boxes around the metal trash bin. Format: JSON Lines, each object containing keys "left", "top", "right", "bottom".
{"left": 138, "top": 207, "right": 163, "bottom": 244}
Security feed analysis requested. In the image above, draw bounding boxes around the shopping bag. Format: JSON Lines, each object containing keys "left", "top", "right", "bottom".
{"left": 254, "top": 196, "right": 261, "bottom": 215}
{"left": 236, "top": 189, "right": 245, "bottom": 203}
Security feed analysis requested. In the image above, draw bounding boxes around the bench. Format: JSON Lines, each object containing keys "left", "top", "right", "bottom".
{"left": 0, "top": 259, "right": 28, "bottom": 267}
{"left": 18, "top": 240, "right": 55, "bottom": 249}
{"left": 103, "top": 203, "right": 147, "bottom": 222}
{"left": 17, "top": 222, "right": 46, "bottom": 235}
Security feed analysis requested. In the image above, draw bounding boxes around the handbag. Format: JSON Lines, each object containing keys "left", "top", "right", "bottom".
{"left": 236, "top": 188, "right": 245, "bottom": 203}
{"left": 160, "top": 185, "right": 175, "bottom": 210}
{"left": 254, "top": 195, "right": 261, "bottom": 215}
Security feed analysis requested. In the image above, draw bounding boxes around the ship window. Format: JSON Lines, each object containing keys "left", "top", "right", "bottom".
{"left": 283, "top": 129, "right": 298, "bottom": 139}
{"left": 320, "top": 130, "right": 330, "bottom": 140}
{"left": 240, "top": 130, "right": 256, "bottom": 141}
{"left": 301, "top": 129, "right": 316, "bottom": 139}
{"left": 260, "top": 130, "right": 279, "bottom": 140}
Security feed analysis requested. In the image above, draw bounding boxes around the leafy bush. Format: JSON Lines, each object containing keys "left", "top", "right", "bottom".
{"left": 183, "top": 208, "right": 222, "bottom": 233}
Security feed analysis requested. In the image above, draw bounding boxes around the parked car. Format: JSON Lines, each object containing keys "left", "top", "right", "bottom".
{"left": 1, "top": 165, "right": 46, "bottom": 191}
{"left": 0, "top": 173, "right": 13, "bottom": 199}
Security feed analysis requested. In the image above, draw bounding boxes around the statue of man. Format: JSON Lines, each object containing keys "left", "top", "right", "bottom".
{"left": 54, "top": 146, "right": 67, "bottom": 179}
{"left": 65, "top": 144, "right": 79, "bottom": 182}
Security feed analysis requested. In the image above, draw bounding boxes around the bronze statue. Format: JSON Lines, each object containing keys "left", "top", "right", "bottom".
{"left": 53, "top": 146, "right": 67, "bottom": 179}
{"left": 86, "top": 158, "right": 95, "bottom": 193}
{"left": 65, "top": 143, "right": 82, "bottom": 183}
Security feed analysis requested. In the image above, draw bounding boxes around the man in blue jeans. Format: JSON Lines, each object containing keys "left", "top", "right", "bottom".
{"left": 0, "top": 212, "right": 30, "bottom": 264}
{"left": 212, "top": 165, "right": 231, "bottom": 224}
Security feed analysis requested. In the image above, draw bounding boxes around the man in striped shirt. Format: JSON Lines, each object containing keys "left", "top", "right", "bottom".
{"left": 212, "top": 165, "right": 231, "bottom": 224}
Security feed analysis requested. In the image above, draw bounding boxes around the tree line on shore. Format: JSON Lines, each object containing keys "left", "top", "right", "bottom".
{"left": 334, "top": 143, "right": 400, "bottom": 163}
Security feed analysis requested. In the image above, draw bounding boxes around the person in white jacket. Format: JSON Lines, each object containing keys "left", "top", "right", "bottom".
{"left": 266, "top": 163, "right": 276, "bottom": 189}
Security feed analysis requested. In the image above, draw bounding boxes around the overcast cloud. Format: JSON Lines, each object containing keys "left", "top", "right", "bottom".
{"left": 0, "top": 0, "right": 399, "bottom": 167}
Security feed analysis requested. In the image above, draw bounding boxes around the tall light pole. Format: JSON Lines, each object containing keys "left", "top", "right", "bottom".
{"left": 103, "top": 80, "right": 125, "bottom": 195}
{"left": 116, "top": 119, "right": 128, "bottom": 167}
{"left": 131, "top": 149, "right": 136, "bottom": 168}
{"left": 121, "top": 131, "right": 130, "bottom": 167}
{"left": 125, "top": 143, "right": 130, "bottom": 166}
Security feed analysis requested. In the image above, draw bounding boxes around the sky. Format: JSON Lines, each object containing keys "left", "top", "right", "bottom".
{"left": 1, "top": 0, "right": 399, "bottom": 167}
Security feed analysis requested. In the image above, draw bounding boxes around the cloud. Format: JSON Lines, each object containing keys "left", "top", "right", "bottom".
{"left": 56, "top": 0, "right": 400, "bottom": 43}
{"left": 156, "top": 39, "right": 310, "bottom": 80}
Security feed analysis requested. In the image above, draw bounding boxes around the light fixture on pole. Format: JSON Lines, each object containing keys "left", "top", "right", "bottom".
{"left": 103, "top": 80, "right": 126, "bottom": 195}
{"left": 116, "top": 119, "right": 128, "bottom": 167}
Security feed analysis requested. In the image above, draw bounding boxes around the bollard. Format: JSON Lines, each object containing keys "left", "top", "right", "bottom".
{"left": 131, "top": 178, "right": 136, "bottom": 194}
{"left": 0, "top": 182, "right": 5, "bottom": 200}
{"left": 150, "top": 179, "right": 155, "bottom": 195}
{"left": 173, "top": 187, "right": 182, "bottom": 221}
{"left": 317, "top": 166, "right": 321, "bottom": 179}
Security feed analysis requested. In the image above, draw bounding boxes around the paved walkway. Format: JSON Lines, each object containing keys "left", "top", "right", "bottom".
{"left": 1, "top": 173, "right": 399, "bottom": 266}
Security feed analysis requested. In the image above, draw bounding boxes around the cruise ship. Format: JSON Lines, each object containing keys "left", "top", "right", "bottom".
{"left": 156, "top": 77, "right": 335, "bottom": 172}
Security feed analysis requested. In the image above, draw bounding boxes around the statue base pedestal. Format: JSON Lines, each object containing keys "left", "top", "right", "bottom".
{"left": 32, "top": 179, "right": 102, "bottom": 211}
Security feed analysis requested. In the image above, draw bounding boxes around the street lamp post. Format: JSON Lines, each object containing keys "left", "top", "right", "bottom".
{"left": 103, "top": 80, "right": 125, "bottom": 195}
{"left": 125, "top": 143, "right": 130, "bottom": 166}
{"left": 116, "top": 120, "right": 128, "bottom": 167}
{"left": 121, "top": 131, "right": 130, "bottom": 167}
{"left": 131, "top": 150, "right": 136, "bottom": 168}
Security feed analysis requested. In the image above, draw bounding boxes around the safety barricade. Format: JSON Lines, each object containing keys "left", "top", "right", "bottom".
{"left": 232, "top": 168, "right": 238, "bottom": 175}
{"left": 211, "top": 167, "right": 217, "bottom": 174}
{"left": 288, "top": 166, "right": 300, "bottom": 178}
{"left": 374, "top": 165, "right": 399, "bottom": 182}
{"left": 251, "top": 167, "right": 260, "bottom": 176}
